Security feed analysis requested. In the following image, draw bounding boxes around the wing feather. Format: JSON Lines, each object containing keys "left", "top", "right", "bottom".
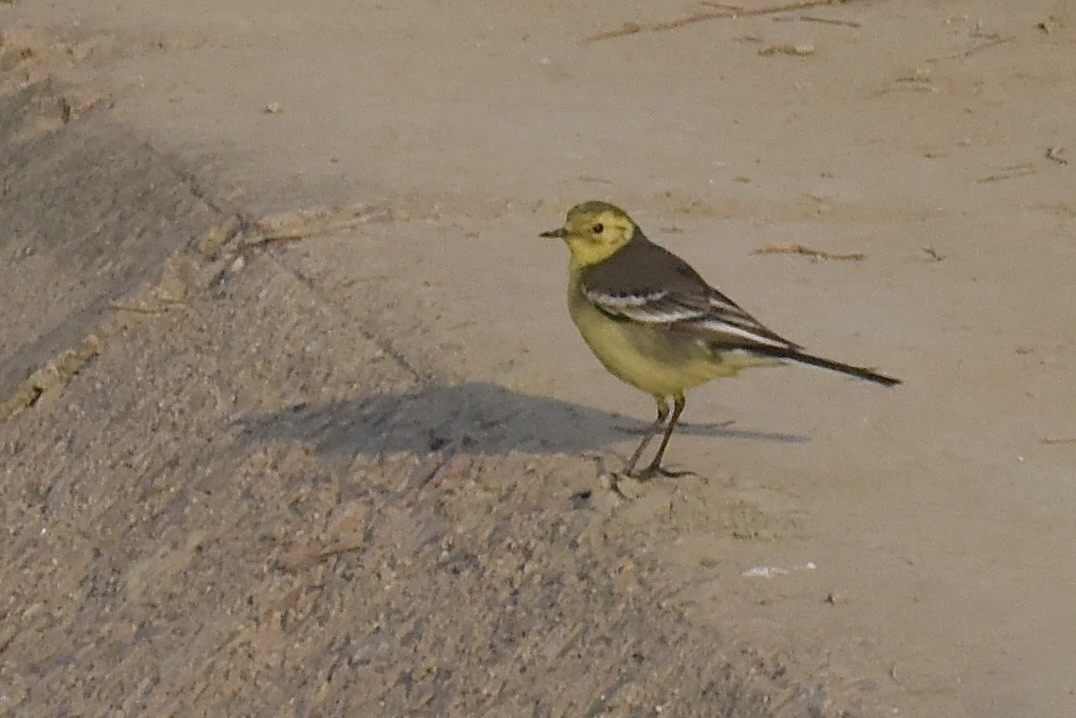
{"left": 578, "top": 233, "right": 802, "bottom": 351}
{"left": 582, "top": 284, "right": 800, "bottom": 350}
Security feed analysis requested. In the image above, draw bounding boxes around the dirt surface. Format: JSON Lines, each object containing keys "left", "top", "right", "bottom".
{"left": 2, "top": 1, "right": 1075, "bottom": 716}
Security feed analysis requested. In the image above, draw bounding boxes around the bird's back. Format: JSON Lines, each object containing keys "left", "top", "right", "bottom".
{"left": 580, "top": 231, "right": 709, "bottom": 301}
{"left": 580, "top": 232, "right": 799, "bottom": 351}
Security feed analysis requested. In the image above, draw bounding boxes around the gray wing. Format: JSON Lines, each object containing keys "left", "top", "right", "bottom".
{"left": 581, "top": 237, "right": 801, "bottom": 350}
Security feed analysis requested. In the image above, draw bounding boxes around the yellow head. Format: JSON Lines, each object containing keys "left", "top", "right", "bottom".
{"left": 541, "top": 201, "right": 638, "bottom": 268}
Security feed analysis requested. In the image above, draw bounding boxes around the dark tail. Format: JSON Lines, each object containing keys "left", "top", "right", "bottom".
{"left": 751, "top": 346, "right": 901, "bottom": 386}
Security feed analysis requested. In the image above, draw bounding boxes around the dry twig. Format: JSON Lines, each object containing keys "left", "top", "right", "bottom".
{"left": 977, "top": 163, "right": 1036, "bottom": 183}
{"left": 109, "top": 300, "right": 184, "bottom": 314}
{"left": 582, "top": 0, "right": 858, "bottom": 44}
{"left": 276, "top": 540, "right": 367, "bottom": 572}
{"left": 942, "top": 35, "right": 1015, "bottom": 60}
{"left": 752, "top": 244, "right": 865, "bottom": 261}
{"left": 798, "top": 15, "right": 861, "bottom": 28}
{"left": 1046, "top": 146, "right": 1068, "bottom": 165}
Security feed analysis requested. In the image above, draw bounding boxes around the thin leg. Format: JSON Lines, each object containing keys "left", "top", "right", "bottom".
{"left": 624, "top": 396, "right": 669, "bottom": 474}
{"left": 637, "top": 392, "right": 692, "bottom": 479}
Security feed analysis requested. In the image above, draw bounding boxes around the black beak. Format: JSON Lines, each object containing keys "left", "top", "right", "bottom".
{"left": 540, "top": 227, "right": 567, "bottom": 238}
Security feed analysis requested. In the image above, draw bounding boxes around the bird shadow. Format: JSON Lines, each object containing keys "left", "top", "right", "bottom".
{"left": 236, "top": 381, "right": 807, "bottom": 458}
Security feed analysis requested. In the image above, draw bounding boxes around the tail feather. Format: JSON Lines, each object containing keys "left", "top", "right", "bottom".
{"left": 748, "top": 346, "right": 901, "bottom": 386}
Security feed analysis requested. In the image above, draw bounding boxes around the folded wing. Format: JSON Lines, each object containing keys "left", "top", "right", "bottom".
{"left": 582, "top": 282, "right": 801, "bottom": 351}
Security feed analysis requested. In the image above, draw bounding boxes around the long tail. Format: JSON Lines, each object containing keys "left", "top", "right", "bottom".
{"left": 750, "top": 346, "right": 901, "bottom": 386}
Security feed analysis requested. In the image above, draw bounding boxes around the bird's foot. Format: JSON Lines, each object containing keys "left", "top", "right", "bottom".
{"left": 606, "top": 464, "right": 698, "bottom": 498}
{"left": 627, "top": 464, "right": 697, "bottom": 481}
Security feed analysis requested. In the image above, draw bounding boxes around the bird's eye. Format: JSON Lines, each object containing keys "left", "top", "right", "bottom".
{"left": 592, "top": 223, "right": 604, "bottom": 234}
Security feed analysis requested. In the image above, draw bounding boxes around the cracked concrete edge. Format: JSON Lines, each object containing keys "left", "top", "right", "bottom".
{"left": 0, "top": 169, "right": 420, "bottom": 422}
{"left": 0, "top": 215, "right": 247, "bottom": 421}
{"left": 0, "top": 63, "right": 409, "bottom": 422}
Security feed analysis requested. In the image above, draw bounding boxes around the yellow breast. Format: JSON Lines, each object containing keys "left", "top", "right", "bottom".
{"left": 566, "top": 271, "right": 750, "bottom": 397}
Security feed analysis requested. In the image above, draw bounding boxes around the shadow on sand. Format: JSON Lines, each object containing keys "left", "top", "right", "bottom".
{"left": 238, "top": 381, "right": 807, "bottom": 457}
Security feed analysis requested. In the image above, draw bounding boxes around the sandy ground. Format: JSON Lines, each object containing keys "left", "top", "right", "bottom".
{"left": 2, "top": 1, "right": 1076, "bottom": 716}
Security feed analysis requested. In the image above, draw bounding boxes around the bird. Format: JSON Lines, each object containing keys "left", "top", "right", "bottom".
{"left": 541, "top": 200, "right": 900, "bottom": 481}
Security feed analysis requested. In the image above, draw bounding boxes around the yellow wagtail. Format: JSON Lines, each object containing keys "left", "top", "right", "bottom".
{"left": 541, "top": 201, "right": 900, "bottom": 480}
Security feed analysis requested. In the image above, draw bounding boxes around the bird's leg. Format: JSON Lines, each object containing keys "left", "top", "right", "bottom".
{"left": 634, "top": 392, "right": 695, "bottom": 479}
{"left": 623, "top": 396, "right": 669, "bottom": 475}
